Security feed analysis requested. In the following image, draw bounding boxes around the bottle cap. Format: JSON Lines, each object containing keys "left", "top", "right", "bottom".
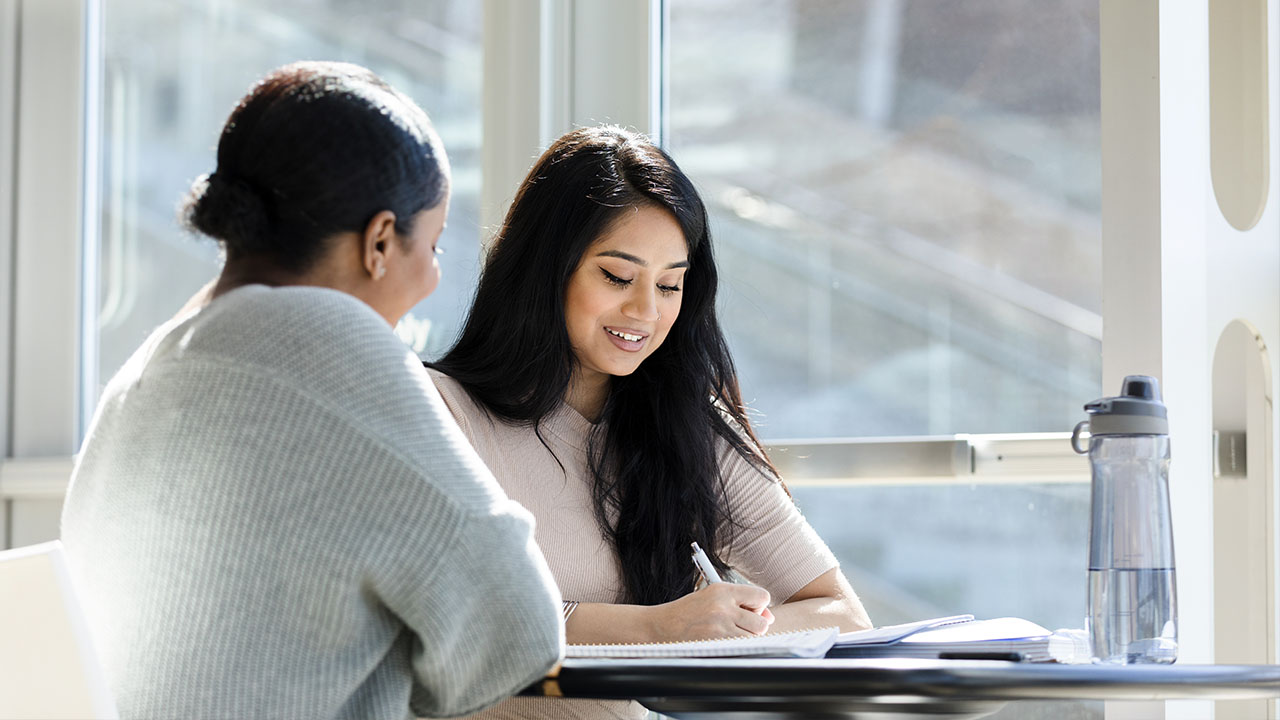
{"left": 1082, "top": 375, "right": 1169, "bottom": 436}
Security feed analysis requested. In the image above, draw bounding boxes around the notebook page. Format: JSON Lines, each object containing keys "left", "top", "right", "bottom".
{"left": 566, "top": 626, "right": 839, "bottom": 659}
{"left": 835, "top": 614, "right": 975, "bottom": 646}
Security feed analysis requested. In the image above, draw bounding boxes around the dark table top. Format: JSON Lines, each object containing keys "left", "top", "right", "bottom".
{"left": 523, "top": 658, "right": 1280, "bottom": 719}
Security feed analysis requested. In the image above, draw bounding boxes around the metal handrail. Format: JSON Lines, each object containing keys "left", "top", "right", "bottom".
{"left": 766, "top": 432, "right": 1089, "bottom": 486}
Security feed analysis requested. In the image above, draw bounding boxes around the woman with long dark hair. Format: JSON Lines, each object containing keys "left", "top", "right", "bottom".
{"left": 62, "top": 62, "right": 562, "bottom": 719}
{"left": 430, "top": 126, "right": 870, "bottom": 719}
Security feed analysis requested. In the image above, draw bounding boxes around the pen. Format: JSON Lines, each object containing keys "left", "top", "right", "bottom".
{"left": 690, "top": 541, "right": 723, "bottom": 584}
{"left": 938, "top": 652, "right": 1024, "bottom": 662}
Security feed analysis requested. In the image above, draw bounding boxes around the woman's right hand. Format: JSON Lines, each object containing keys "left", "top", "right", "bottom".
{"left": 649, "top": 583, "right": 775, "bottom": 641}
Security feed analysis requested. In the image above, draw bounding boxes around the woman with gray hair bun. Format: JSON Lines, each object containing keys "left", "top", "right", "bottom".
{"left": 61, "top": 61, "right": 563, "bottom": 720}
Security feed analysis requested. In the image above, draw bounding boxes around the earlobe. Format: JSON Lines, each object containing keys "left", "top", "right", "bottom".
{"left": 361, "top": 209, "right": 398, "bottom": 279}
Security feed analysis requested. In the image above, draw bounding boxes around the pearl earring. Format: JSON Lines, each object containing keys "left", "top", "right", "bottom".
{"left": 376, "top": 266, "right": 386, "bottom": 279}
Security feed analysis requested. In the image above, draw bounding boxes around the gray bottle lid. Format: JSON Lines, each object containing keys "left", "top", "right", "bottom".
{"left": 1083, "top": 375, "right": 1169, "bottom": 436}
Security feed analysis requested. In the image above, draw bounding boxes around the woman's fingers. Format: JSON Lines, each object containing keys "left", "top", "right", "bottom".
{"left": 712, "top": 583, "right": 774, "bottom": 635}
{"left": 655, "top": 582, "right": 777, "bottom": 640}
{"left": 734, "top": 606, "right": 774, "bottom": 635}
{"left": 724, "top": 583, "right": 771, "bottom": 612}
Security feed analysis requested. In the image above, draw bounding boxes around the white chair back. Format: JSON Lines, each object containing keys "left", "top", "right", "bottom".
{"left": 0, "top": 540, "right": 118, "bottom": 719}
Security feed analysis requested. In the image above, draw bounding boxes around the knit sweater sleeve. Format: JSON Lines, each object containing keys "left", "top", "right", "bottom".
{"left": 393, "top": 509, "right": 563, "bottom": 717}
{"left": 226, "top": 288, "right": 568, "bottom": 716}
{"left": 345, "top": 430, "right": 565, "bottom": 712}
{"left": 310, "top": 396, "right": 564, "bottom": 718}
{"left": 63, "top": 286, "right": 563, "bottom": 720}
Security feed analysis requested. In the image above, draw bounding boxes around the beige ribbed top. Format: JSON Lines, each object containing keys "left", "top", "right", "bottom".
{"left": 429, "top": 369, "right": 838, "bottom": 720}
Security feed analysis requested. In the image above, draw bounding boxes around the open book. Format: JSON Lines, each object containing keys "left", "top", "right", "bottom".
{"left": 829, "top": 615, "right": 1079, "bottom": 663}
{"left": 566, "top": 626, "right": 839, "bottom": 659}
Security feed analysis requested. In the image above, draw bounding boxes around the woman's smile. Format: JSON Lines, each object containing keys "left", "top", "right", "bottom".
{"left": 604, "top": 326, "right": 648, "bottom": 349}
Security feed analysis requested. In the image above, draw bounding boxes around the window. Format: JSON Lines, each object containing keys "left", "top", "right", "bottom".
{"left": 667, "top": 0, "right": 1101, "bottom": 439}
{"left": 96, "top": 0, "right": 482, "bottom": 396}
{"left": 666, "top": 0, "right": 1101, "bottom": 634}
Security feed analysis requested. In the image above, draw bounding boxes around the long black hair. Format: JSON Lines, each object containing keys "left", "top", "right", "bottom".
{"left": 181, "top": 61, "right": 449, "bottom": 272}
{"left": 431, "top": 126, "right": 778, "bottom": 605}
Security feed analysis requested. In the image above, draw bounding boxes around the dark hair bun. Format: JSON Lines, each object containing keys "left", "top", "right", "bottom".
{"left": 179, "top": 61, "right": 448, "bottom": 272}
{"left": 182, "top": 172, "right": 273, "bottom": 256}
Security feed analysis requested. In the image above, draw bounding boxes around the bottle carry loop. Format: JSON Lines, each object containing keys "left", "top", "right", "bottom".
{"left": 1071, "top": 420, "right": 1090, "bottom": 455}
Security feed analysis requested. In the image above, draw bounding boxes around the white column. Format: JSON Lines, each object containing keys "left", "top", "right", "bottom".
{"left": 1155, "top": 1, "right": 1215, "bottom": 710}
{"left": 1200, "top": 0, "right": 1280, "bottom": 717}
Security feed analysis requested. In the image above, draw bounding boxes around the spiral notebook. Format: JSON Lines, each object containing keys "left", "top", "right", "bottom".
{"left": 565, "top": 626, "right": 839, "bottom": 659}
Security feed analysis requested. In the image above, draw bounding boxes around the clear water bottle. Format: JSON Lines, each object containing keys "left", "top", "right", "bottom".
{"left": 1071, "top": 375, "right": 1177, "bottom": 664}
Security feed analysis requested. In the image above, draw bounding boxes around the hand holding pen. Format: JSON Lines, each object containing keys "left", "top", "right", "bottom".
{"left": 672, "top": 542, "right": 775, "bottom": 636}
{"left": 559, "top": 544, "right": 775, "bottom": 645}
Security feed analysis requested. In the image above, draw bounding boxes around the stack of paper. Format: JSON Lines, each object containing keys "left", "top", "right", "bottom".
{"left": 829, "top": 615, "right": 1068, "bottom": 662}
{"left": 566, "top": 626, "right": 839, "bottom": 659}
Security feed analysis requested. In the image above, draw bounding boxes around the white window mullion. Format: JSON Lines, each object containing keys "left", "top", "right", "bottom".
{"left": 0, "top": 0, "right": 18, "bottom": 549}
{"left": 80, "top": 0, "right": 102, "bottom": 439}
{"left": 11, "top": 0, "right": 85, "bottom": 460}
{"left": 568, "top": 0, "right": 656, "bottom": 136}
{"left": 480, "top": 0, "right": 658, "bottom": 238}
{"left": 4, "top": 0, "right": 88, "bottom": 548}
{"left": 538, "top": 0, "right": 573, "bottom": 148}
{"left": 1, "top": 1, "right": 19, "bottom": 465}
{"left": 481, "top": 0, "right": 543, "bottom": 236}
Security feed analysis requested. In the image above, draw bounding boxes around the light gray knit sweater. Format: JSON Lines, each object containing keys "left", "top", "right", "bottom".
{"left": 61, "top": 285, "right": 563, "bottom": 719}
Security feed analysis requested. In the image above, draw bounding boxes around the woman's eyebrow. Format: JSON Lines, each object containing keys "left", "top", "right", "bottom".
{"left": 595, "top": 249, "right": 690, "bottom": 269}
